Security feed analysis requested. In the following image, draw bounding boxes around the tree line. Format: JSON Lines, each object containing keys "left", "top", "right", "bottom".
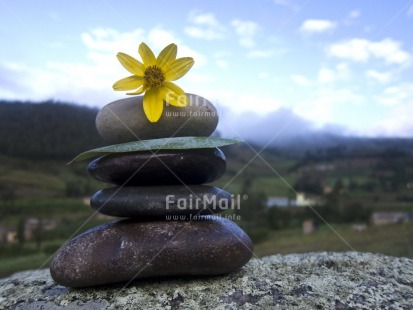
{"left": 0, "top": 100, "right": 105, "bottom": 160}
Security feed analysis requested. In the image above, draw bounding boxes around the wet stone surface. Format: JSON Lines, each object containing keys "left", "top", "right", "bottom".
{"left": 50, "top": 217, "right": 253, "bottom": 288}
{"left": 87, "top": 148, "right": 226, "bottom": 186}
{"left": 91, "top": 185, "right": 233, "bottom": 218}
{"left": 95, "top": 94, "right": 219, "bottom": 143}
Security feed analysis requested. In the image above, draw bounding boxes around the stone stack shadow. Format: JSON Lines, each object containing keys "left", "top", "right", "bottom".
{"left": 50, "top": 94, "right": 253, "bottom": 288}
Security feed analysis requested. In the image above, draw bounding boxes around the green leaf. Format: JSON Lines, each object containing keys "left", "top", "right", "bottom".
{"left": 69, "top": 136, "right": 241, "bottom": 163}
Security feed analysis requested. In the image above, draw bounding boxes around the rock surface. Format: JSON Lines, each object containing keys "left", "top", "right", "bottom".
{"left": 50, "top": 217, "right": 253, "bottom": 288}
{"left": 91, "top": 185, "right": 233, "bottom": 217}
{"left": 88, "top": 148, "right": 226, "bottom": 186}
{"left": 1, "top": 252, "right": 412, "bottom": 309}
{"left": 96, "top": 94, "right": 218, "bottom": 143}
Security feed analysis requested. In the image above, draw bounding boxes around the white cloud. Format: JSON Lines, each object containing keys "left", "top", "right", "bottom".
{"left": 202, "top": 89, "right": 281, "bottom": 117}
{"left": 218, "top": 107, "right": 320, "bottom": 145}
{"left": 147, "top": 28, "right": 207, "bottom": 66}
{"left": 377, "top": 83, "right": 413, "bottom": 106}
{"left": 318, "top": 68, "right": 335, "bottom": 83}
{"left": 0, "top": 27, "right": 207, "bottom": 106}
{"left": 81, "top": 27, "right": 145, "bottom": 54}
{"left": 369, "top": 39, "right": 411, "bottom": 64}
{"left": 367, "top": 120, "right": 413, "bottom": 137}
{"left": 0, "top": 58, "right": 119, "bottom": 105}
{"left": 291, "top": 74, "right": 311, "bottom": 86}
{"left": 231, "top": 19, "right": 260, "bottom": 48}
{"left": 327, "top": 38, "right": 411, "bottom": 65}
{"left": 349, "top": 10, "right": 361, "bottom": 19}
{"left": 273, "top": 0, "right": 302, "bottom": 12}
{"left": 328, "top": 39, "right": 369, "bottom": 61}
{"left": 0, "top": 62, "right": 44, "bottom": 99}
{"left": 317, "top": 63, "right": 350, "bottom": 84}
{"left": 366, "top": 99, "right": 413, "bottom": 137}
{"left": 216, "top": 60, "right": 228, "bottom": 69}
{"left": 365, "top": 70, "right": 393, "bottom": 84}
{"left": 247, "top": 49, "right": 273, "bottom": 58}
{"left": 185, "top": 12, "right": 225, "bottom": 40}
{"left": 343, "top": 10, "right": 361, "bottom": 26}
{"left": 185, "top": 27, "right": 221, "bottom": 40}
{"left": 213, "top": 50, "right": 230, "bottom": 70}
{"left": 182, "top": 72, "right": 215, "bottom": 85}
{"left": 213, "top": 51, "right": 231, "bottom": 58}
{"left": 190, "top": 12, "right": 219, "bottom": 27}
{"left": 340, "top": 9, "right": 361, "bottom": 26}
{"left": 293, "top": 87, "right": 364, "bottom": 124}
{"left": 299, "top": 19, "right": 337, "bottom": 33}
{"left": 82, "top": 27, "right": 207, "bottom": 66}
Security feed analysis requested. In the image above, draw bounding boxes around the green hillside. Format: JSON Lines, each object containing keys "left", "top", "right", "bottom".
{"left": 0, "top": 100, "right": 104, "bottom": 159}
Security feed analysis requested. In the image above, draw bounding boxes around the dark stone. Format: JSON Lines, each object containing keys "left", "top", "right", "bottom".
{"left": 96, "top": 94, "right": 219, "bottom": 143}
{"left": 90, "top": 185, "right": 234, "bottom": 218}
{"left": 87, "top": 148, "right": 226, "bottom": 186}
{"left": 50, "top": 217, "right": 253, "bottom": 288}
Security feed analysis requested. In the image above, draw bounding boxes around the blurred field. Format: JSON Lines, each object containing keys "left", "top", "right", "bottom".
{"left": 1, "top": 142, "right": 413, "bottom": 277}
{"left": 254, "top": 222, "right": 413, "bottom": 258}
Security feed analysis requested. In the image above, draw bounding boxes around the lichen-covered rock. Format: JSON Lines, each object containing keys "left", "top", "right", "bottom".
{"left": 1, "top": 252, "right": 413, "bottom": 309}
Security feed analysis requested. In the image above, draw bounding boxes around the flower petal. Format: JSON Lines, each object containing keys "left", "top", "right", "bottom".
{"left": 138, "top": 42, "right": 156, "bottom": 66}
{"left": 113, "top": 75, "right": 144, "bottom": 91}
{"left": 116, "top": 52, "right": 145, "bottom": 76}
{"left": 143, "top": 88, "right": 164, "bottom": 122}
{"left": 157, "top": 43, "right": 177, "bottom": 67}
{"left": 160, "top": 81, "right": 189, "bottom": 107}
{"left": 164, "top": 57, "right": 195, "bottom": 81}
{"left": 126, "top": 85, "right": 147, "bottom": 95}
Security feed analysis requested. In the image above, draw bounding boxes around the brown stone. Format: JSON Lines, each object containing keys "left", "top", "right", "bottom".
{"left": 50, "top": 217, "right": 253, "bottom": 287}
{"left": 87, "top": 148, "right": 226, "bottom": 186}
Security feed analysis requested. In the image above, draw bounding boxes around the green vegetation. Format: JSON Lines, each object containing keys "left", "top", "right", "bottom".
{"left": 255, "top": 223, "right": 413, "bottom": 259}
{"left": 0, "top": 100, "right": 104, "bottom": 159}
{"left": 0, "top": 253, "right": 51, "bottom": 276}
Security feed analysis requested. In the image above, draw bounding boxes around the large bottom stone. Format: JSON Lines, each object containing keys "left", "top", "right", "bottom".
{"left": 90, "top": 185, "right": 234, "bottom": 218}
{"left": 50, "top": 217, "right": 253, "bottom": 288}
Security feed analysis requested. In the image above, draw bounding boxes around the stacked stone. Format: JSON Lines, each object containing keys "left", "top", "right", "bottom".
{"left": 50, "top": 94, "right": 253, "bottom": 288}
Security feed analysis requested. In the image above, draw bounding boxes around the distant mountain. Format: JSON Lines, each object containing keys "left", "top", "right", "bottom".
{"left": 268, "top": 134, "right": 413, "bottom": 158}
{"left": 0, "top": 100, "right": 105, "bottom": 160}
{"left": 217, "top": 106, "right": 413, "bottom": 157}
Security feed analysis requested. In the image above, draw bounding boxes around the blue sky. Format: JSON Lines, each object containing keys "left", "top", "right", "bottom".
{"left": 1, "top": 0, "right": 413, "bottom": 138}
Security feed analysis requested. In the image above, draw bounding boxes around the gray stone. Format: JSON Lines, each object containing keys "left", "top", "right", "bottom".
{"left": 91, "top": 185, "right": 233, "bottom": 218}
{"left": 2, "top": 252, "right": 413, "bottom": 309}
{"left": 50, "top": 217, "right": 253, "bottom": 288}
{"left": 87, "top": 148, "right": 226, "bottom": 186}
{"left": 96, "top": 94, "right": 218, "bottom": 143}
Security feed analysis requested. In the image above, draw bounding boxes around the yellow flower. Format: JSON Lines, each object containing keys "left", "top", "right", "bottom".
{"left": 113, "top": 42, "right": 194, "bottom": 123}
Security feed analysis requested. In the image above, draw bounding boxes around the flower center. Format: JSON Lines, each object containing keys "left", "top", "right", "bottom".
{"left": 144, "top": 66, "right": 165, "bottom": 88}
